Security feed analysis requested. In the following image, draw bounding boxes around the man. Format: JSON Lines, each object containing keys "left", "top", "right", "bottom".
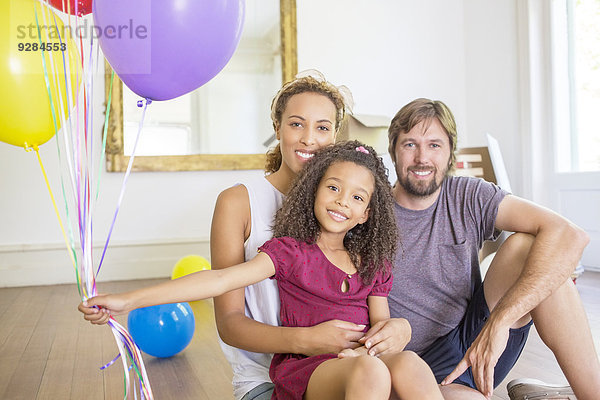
{"left": 362, "top": 98, "right": 599, "bottom": 400}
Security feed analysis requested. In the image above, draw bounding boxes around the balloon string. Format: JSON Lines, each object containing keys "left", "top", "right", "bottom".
{"left": 89, "top": 71, "right": 115, "bottom": 297}
{"left": 55, "top": 114, "right": 82, "bottom": 298}
{"left": 31, "top": 6, "right": 152, "bottom": 398}
{"left": 96, "top": 70, "right": 115, "bottom": 201}
{"left": 34, "top": 4, "right": 85, "bottom": 297}
{"left": 84, "top": 29, "right": 97, "bottom": 298}
{"left": 50, "top": 7, "right": 83, "bottom": 298}
{"left": 108, "top": 318, "right": 154, "bottom": 399}
{"left": 37, "top": 6, "right": 82, "bottom": 294}
{"left": 33, "top": 2, "right": 59, "bottom": 139}
{"left": 32, "top": 147, "right": 78, "bottom": 274}
{"left": 96, "top": 98, "right": 151, "bottom": 277}
{"left": 45, "top": 9, "right": 69, "bottom": 140}
{"left": 81, "top": 26, "right": 94, "bottom": 297}
{"left": 100, "top": 353, "right": 121, "bottom": 370}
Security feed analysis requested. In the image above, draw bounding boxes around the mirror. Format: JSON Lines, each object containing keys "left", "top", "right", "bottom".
{"left": 104, "top": 0, "right": 297, "bottom": 172}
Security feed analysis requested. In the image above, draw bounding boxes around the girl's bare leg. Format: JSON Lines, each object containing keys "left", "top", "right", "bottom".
{"left": 305, "top": 354, "right": 391, "bottom": 400}
{"left": 380, "top": 351, "right": 444, "bottom": 400}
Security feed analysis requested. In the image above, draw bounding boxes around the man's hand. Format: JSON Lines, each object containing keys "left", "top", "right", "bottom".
{"left": 359, "top": 318, "right": 411, "bottom": 357}
{"left": 442, "top": 320, "right": 510, "bottom": 399}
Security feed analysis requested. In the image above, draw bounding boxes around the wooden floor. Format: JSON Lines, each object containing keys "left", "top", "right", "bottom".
{"left": 0, "top": 272, "right": 598, "bottom": 399}
{"left": 0, "top": 279, "right": 233, "bottom": 400}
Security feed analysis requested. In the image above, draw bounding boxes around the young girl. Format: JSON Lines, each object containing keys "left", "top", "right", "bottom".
{"left": 80, "top": 141, "right": 443, "bottom": 400}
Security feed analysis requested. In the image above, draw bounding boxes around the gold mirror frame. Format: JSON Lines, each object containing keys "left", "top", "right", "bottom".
{"left": 104, "top": 0, "right": 297, "bottom": 172}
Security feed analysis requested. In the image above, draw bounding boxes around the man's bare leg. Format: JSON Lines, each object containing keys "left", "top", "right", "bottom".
{"left": 439, "top": 383, "right": 486, "bottom": 400}
{"left": 484, "top": 233, "right": 600, "bottom": 400}
{"left": 529, "top": 277, "right": 600, "bottom": 399}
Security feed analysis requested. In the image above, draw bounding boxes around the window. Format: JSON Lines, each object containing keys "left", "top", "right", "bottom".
{"left": 554, "top": 0, "right": 600, "bottom": 172}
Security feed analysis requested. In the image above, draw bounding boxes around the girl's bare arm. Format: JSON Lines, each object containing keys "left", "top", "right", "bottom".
{"left": 361, "top": 296, "right": 412, "bottom": 357}
{"left": 80, "top": 252, "right": 275, "bottom": 317}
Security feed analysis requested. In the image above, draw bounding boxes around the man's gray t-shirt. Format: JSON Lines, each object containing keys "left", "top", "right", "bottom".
{"left": 388, "top": 176, "right": 508, "bottom": 353}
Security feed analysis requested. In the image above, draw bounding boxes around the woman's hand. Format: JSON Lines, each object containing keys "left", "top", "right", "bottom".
{"left": 299, "top": 320, "right": 366, "bottom": 356}
{"left": 359, "top": 318, "right": 412, "bottom": 357}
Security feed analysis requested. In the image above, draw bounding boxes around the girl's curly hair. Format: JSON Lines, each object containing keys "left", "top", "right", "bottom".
{"left": 273, "top": 140, "right": 398, "bottom": 284}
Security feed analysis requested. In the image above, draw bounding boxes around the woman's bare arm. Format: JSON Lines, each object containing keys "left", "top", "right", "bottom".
{"left": 211, "top": 185, "right": 365, "bottom": 356}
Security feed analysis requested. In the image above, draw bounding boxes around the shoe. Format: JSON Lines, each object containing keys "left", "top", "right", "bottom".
{"left": 507, "top": 378, "right": 576, "bottom": 399}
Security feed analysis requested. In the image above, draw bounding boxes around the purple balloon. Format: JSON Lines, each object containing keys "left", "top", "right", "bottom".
{"left": 93, "top": 0, "right": 245, "bottom": 101}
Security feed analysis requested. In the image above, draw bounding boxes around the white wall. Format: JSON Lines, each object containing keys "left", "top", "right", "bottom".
{"left": 463, "top": 0, "right": 522, "bottom": 194}
{"left": 297, "top": 0, "right": 468, "bottom": 142}
{"left": 1, "top": 0, "right": 527, "bottom": 287}
{"left": 297, "top": 0, "right": 523, "bottom": 195}
{"left": 0, "top": 70, "right": 265, "bottom": 286}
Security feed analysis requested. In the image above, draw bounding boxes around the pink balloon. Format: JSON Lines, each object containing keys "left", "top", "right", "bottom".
{"left": 93, "top": 0, "right": 245, "bottom": 101}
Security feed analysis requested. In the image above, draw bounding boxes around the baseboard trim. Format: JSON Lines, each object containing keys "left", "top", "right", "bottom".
{"left": 0, "top": 238, "right": 210, "bottom": 288}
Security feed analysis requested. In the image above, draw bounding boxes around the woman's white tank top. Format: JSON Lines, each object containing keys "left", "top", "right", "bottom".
{"left": 217, "top": 175, "right": 283, "bottom": 400}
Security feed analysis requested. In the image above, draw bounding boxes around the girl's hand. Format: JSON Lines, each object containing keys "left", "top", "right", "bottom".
{"left": 359, "top": 318, "right": 411, "bottom": 357}
{"left": 77, "top": 293, "right": 131, "bottom": 325}
{"left": 338, "top": 345, "right": 368, "bottom": 359}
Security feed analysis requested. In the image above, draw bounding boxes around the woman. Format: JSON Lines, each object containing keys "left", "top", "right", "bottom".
{"left": 210, "top": 71, "right": 369, "bottom": 400}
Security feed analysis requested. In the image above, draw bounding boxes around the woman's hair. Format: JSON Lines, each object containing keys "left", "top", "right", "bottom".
{"left": 273, "top": 140, "right": 398, "bottom": 284}
{"left": 265, "top": 70, "right": 353, "bottom": 174}
{"left": 388, "top": 98, "right": 458, "bottom": 170}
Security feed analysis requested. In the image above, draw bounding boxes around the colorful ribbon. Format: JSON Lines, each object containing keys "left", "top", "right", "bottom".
{"left": 32, "top": 3, "right": 154, "bottom": 398}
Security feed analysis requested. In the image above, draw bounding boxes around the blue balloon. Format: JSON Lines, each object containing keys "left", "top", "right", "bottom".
{"left": 128, "top": 302, "right": 195, "bottom": 358}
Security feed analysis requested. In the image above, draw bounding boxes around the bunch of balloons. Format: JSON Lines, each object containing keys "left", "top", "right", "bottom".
{"left": 1, "top": 0, "right": 245, "bottom": 147}
{"left": 2, "top": 0, "right": 245, "bottom": 398}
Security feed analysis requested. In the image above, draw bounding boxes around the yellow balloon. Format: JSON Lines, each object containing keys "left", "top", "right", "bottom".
{"left": 188, "top": 299, "right": 214, "bottom": 323}
{"left": 171, "top": 255, "right": 212, "bottom": 280}
{"left": 0, "top": 0, "right": 80, "bottom": 149}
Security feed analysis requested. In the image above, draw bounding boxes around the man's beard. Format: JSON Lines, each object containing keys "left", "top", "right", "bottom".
{"left": 397, "top": 165, "right": 449, "bottom": 197}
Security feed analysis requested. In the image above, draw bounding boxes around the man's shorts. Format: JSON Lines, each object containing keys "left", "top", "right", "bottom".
{"left": 419, "top": 282, "right": 533, "bottom": 389}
